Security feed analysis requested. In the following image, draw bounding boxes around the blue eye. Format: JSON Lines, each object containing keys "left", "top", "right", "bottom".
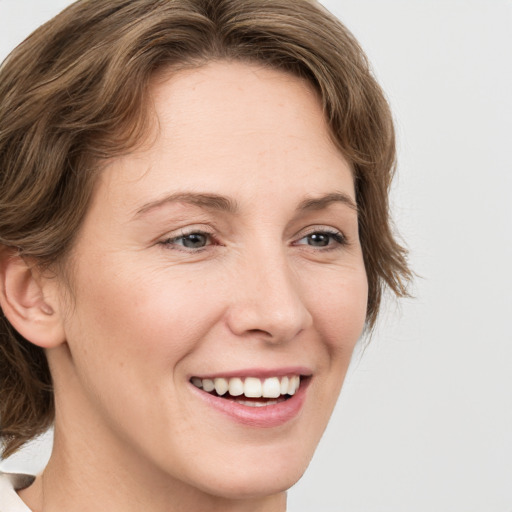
{"left": 296, "top": 231, "right": 346, "bottom": 248}
{"left": 164, "top": 232, "right": 212, "bottom": 249}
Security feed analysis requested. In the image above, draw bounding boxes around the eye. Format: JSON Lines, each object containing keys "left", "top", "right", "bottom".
{"left": 161, "top": 231, "right": 213, "bottom": 250}
{"left": 295, "top": 230, "right": 346, "bottom": 249}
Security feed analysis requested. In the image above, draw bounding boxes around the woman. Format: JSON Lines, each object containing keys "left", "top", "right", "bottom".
{"left": 0, "top": 0, "right": 410, "bottom": 510}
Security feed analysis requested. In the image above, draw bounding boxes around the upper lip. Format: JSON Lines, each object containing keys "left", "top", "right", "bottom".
{"left": 189, "top": 366, "right": 312, "bottom": 380}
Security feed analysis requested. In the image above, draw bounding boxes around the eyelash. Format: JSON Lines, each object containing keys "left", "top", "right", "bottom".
{"left": 159, "top": 229, "right": 217, "bottom": 252}
{"left": 293, "top": 228, "right": 347, "bottom": 250}
{"left": 159, "top": 228, "right": 347, "bottom": 252}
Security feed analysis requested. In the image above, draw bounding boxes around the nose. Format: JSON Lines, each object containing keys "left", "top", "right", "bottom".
{"left": 225, "top": 249, "right": 313, "bottom": 344}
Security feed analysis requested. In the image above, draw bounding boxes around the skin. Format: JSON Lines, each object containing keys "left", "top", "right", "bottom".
{"left": 17, "top": 61, "right": 368, "bottom": 512}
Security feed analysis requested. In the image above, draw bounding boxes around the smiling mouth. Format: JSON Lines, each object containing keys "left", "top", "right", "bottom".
{"left": 190, "top": 375, "right": 303, "bottom": 407}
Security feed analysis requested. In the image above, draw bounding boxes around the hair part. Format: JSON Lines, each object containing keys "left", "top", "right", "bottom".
{"left": 0, "top": 0, "right": 411, "bottom": 457}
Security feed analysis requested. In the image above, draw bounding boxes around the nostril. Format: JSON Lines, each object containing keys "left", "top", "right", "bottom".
{"left": 247, "top": 328, "right": 272, "bottom": 337}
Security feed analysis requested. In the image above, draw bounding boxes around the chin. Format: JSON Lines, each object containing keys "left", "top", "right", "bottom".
{"left": 191, "top": 460, "right": 308, "bottom": 500}
{"left": 190, "top": 442, "right": 314, "bottom": 499}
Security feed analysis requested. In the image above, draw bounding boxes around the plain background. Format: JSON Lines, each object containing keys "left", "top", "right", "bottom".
{"left": 1, "top": 1, "right": 511, "bottom": 511}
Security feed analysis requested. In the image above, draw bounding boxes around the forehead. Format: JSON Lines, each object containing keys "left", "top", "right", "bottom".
{"left": 150, "top": 61, "right": 323, "bottom": 133}
{"left": 95, "top": 61, "right": 354, "bottom": 214}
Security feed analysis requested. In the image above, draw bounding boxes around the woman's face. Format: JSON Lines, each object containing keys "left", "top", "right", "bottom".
{"left": 52, "top": 62, "right": 368, "bottom": 499}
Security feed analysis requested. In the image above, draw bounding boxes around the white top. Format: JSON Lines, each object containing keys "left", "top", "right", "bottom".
{"left": 0, "top": 472, "right": 34, "bottom": 512}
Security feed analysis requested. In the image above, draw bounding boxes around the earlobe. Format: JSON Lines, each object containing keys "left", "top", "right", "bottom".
{"left": 0, "top": 248, "right": 66, "bottom": 348}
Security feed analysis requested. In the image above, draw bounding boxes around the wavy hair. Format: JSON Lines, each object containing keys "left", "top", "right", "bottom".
{"left": 0, "top": 0, "right": 410, "bottom": 457}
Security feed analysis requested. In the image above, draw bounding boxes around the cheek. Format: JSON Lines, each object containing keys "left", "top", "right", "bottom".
{"left": 66, "top": 265, "right": 223, "bottom": 368}
{"left": 58, "top": 259, "right": 227, "bottom": 441}
{"left": 303, "top": 269, "right": 367, "bottom": 427}
{"left": 307, "top": 267, "right": 368, "bottom": 353}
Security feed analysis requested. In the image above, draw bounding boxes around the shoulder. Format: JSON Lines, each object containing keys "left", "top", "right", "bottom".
{"left": 0, "top": 471, "right": 34, "bottom": 512}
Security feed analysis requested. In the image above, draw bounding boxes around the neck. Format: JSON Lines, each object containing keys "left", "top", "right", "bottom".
{"left": 19, "top": 427, "right": 287, "bottom": 512}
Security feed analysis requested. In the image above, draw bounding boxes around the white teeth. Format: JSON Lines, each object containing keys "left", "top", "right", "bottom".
{"left": 202, "top": 379, "right": 215, "bottom": 392}
{"left": 262, "top": 377, "right": 281, "bottom": 398}
{"left": 192, "top": 375, "right": 303, "bottom": 398}
{"left": 244, "top": 377, "right": 262, "bottom": 398}
{"left": 214, "top": 377, "right": 229, "bottom": 396}
{"left": 234, "top": 398, "right": 282, "bottom": 407}
{"left": 288, "top": 375, "right": 300, "bottom": 395}
{"left": 280, "top": 376, "right": 289, "bottom": 395}
{"left": 228, "top": 377, "right": 244, "bottom": 397}
{"left": 238, "top": 400, "right": 265, "bottom": 407}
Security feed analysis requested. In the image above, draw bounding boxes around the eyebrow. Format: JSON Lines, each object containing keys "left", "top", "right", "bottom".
{"left": 297, "top": 192, "right": 358, "bottom": 213}
{"left": 135, "top": 192, "right": 239, "bottom": 217}
{"left": 134, "top": 190, "right": 357, "bottom": 219}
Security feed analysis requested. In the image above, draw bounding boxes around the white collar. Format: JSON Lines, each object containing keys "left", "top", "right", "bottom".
{"left": 0, "top": 471, "right": 35, "bottom": 512}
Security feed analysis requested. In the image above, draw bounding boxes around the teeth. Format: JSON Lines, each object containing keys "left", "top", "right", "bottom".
{"left": 235, "top": 399, "right": 281, "bottom": 407}
{"left": 191, "top": 377, "right": 203, "bottom": 388}
{"left": 280, "top": 376, "right": 289, "bottom": 395}
{"left": 202, "top": 379, "right": 215, "bottom": 392}
{"left": 228, "top": 377, "right": 244, "bottom": 397}
{"left": 288, "top": 375, "right": 300, "bottom": 395}
{"left": 262, "top": 377, "right": 281, "bottom": 398}
{"left": 192, "top": 375, "right": 302, "bottom": 398}
{"left": 214, "top": 377, "right": 229, "bottom": 396}
{"left": 244, "top": 377, "right": 262, "bottom": 397}
{"left": 234, "top": 398, "right": 284, "bottom": 407}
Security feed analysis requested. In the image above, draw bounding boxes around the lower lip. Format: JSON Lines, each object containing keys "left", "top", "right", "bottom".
{"left": 190, "top": 379, "right": 310, "bottom": 428}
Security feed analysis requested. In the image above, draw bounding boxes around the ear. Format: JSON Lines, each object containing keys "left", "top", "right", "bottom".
{"left": 0, "top": 248, "right": 66, "bottom": 348}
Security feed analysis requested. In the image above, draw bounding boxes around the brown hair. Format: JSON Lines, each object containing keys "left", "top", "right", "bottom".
{"left": 0, "top": 0, "right": 410, "bottom": 458}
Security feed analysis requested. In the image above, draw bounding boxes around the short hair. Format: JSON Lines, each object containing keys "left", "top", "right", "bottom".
{"left": 0, "top": 0, "right": 411, "bottom": 458}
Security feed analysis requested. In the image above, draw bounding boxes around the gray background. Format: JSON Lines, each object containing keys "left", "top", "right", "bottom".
{"left": 1, "top": 1, "right": 511, "bottom": 510}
